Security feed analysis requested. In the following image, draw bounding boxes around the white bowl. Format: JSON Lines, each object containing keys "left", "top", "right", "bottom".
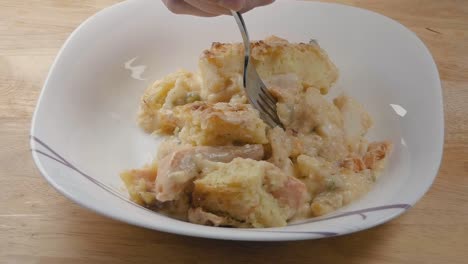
{"left": 31, "top": 0, "right": 443, "bottom": 241}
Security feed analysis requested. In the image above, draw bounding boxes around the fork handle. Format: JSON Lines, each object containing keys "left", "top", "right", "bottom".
{"left": 231, "top": 10, "right": 250, "bottom": 88}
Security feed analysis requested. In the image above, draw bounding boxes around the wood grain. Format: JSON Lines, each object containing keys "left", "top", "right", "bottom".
{"left": 1, "top": 0, "right": 467, "bottom": 263}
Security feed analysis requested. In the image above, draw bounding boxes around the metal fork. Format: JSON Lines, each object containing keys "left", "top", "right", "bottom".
{"left": 231, "top": 11, "right": 283, "bottom": 129}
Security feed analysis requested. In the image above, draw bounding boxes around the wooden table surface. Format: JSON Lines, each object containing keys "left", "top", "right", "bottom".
{"left": 1, "top": 0, "right": 467, "bottom": 263}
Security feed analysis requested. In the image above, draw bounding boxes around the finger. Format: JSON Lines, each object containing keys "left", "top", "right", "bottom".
{"left": 162, "top": 0, "right": 219, "bottom": 16}
{"left": 239, "top": 0, "right": 274, "bottom": 13}
{"left": 184, "top": 0, "right": 230, "bottom": 15}
{"left": 217, "top": 0, "right": 247, "bottom": 11}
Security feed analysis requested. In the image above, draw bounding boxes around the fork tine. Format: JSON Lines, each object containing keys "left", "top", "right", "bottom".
{"left": 259, "top": 110, "right": 278, "bottom": 128}
{"left": 249, "top": 67, "right": 277, "bottom": 104}
{"left": 257, "top": 99, "right": 282, "bottom": 126}
{"left": 261, "top": 111, "right": 283, "bottom": 129}
{"left": 258, "top": 93, "right": 277, "bottom": 113}
{"left": 256, "top": 100, "right": 275, "bottom": 119}
{"left": 259, "top": 84, "right": 277, "bottom": 104}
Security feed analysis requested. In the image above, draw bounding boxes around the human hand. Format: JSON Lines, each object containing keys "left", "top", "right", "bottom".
{"left": 162, "top": 0, "right": 274, "bottom": 17}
